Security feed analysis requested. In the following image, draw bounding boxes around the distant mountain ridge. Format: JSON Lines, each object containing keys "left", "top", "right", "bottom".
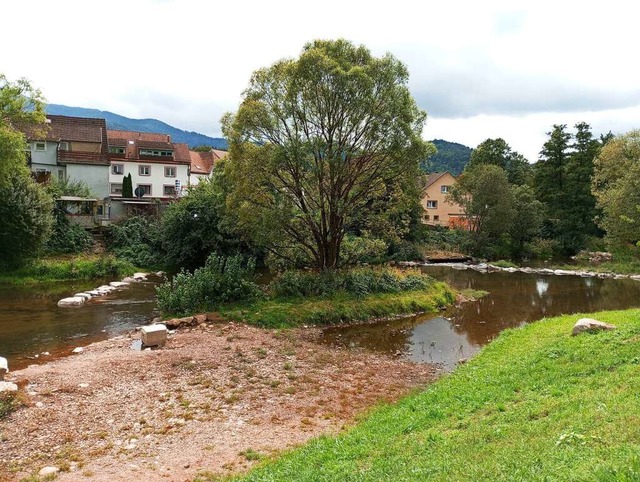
{"left": 422, "top": 139, "right": 473, "bottom": 176}
{"left": 46, "top": 104, "right": 228, "bottom": 150}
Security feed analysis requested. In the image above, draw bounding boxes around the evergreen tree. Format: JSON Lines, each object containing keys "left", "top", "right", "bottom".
{"left": 122, "top": 173, "right": 133, "bottom": 198}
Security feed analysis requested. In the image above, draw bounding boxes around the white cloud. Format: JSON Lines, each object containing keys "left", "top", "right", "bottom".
{"left": 3, "top": 0, "right": 639, "bottom": 153}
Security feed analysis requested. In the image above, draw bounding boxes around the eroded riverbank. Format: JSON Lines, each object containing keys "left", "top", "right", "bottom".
{"left": 0, "top": 321, "right": 437, "bottom": 481}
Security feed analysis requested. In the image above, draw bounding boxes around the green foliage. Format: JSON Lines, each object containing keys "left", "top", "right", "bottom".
{"left": 0, "top": 255, "right": 136, "bottom": 283}
{"left": 106, "top": 215, "right": 163, "bottom": 268}
{"left": 231, "top": 309, "right": 640, "bottom": 481}
{"left": 156, "top": 253, "right": 263, "bottom": 315}
{"left": 0, "top": 172, "right": 54, "bottom": 268}
{"left": 449, "top": 164, "right": 515, "bottom": 256}
{"left": 509, "top": 184, "right": 544, "bottom": 258}
{"left": 160, "top": 172, "right": 243, "bottom": 271}
{"left": 122, "top": 173, "right": 133, "bottom": 198}
{"left": 523, "top": 237, "right": 560, "bottom": 261}
{"left": 269, "top": 267, "right": 433, "bottom": 299}
{"left": 467, "top": 138, "right": 532, "bottom": 185}
{"left": 417, "top": 225, "right": 471, "bottom": 253}
{"left": 387, "top": 240, "right": 424, "bottom": 262}
{"left": 224, "top": 39, "right": 431, "bottom": 270}
{"left": 44, "top": 209, "right": 93, "bottom": 254}
{"left": 0, "top": 74, "right": 46, "bottom": 181}
{"left": 339, "top": 235, "right": 388, "bottom": 266}
{"left": 422, "top": 139, "right": 472, "bottom": 176}
{"left": 44, "top": 175, "right": 93, "bottom": 200}
{"left": 592, "top": 130, "right": 640, "bottom": 248}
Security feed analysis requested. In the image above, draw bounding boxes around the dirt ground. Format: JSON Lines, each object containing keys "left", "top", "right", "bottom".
{"left": 0, "top": 319, "right": 439, "bottom": 481}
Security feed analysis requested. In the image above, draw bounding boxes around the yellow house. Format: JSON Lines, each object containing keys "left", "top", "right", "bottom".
{"left": 421, "top": 172, "right": 466, "bottom": 227}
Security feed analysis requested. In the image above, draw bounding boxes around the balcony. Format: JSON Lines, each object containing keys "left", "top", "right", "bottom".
{"left": 57, "top": 149, "right": 107, "bottom": 165}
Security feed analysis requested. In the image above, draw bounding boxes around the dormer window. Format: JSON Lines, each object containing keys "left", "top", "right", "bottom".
{"left": 59, "top": 141, "right": 69, "bottom": 151}
{"left": 109, "top": 146, "right": 126, "bottom": 154}
{"left": 140, "top": 149, "right": 173, "bottom": 157}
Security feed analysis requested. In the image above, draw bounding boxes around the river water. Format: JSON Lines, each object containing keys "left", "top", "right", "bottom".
{"left": 0, "top": 278, "right": 159, "bottom": 370}
{"left": 319, "top": 266, "right": 640, "bottom": 370}
{"left": 2, "top": 267, "right": 640, "bottom": 372}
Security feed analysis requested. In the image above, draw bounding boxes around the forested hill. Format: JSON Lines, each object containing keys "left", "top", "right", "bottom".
{"left": 45, "top": 104, "right": 228, "bottom": 150}
{"left": 422, "top": 139, "right": 473, "bottom": 175}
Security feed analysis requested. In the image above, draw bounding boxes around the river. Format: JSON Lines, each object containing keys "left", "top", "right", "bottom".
{"left": 2, "top": 267, "right": 640, "bottom": 372}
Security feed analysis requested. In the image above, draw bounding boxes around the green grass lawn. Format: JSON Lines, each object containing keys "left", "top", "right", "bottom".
{"left": 221, "top": 309, "right": 640, "bottom": 481}
{"left": 217, "top": 281, "right": 455, "bottom": 328}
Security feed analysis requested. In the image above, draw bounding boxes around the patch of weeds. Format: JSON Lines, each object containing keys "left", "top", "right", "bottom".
{"left": 283, "top": 361, "right": 294, "bottom": 371}
{"left": 239, "top": 448, "right": 263, "bottom": 461}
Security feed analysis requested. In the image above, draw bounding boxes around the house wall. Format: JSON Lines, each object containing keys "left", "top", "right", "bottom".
{"left": 189, "top": 173, "right": 210, "bottom": 188}
{"left": 109, "top": 161, "right": 189, "bottom": 199}
{"left": 28, "top": 141, "right": 66, "bottom": 180}
{"left": 421, "top": 172, "right": 465, "bottom": 227}
{"left": 66, "top": 164, "right": 110, "bottom": 199}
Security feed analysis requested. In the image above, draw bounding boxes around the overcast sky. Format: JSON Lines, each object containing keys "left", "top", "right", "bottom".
{"left": 3, "top": 0, "right": 639, "bottom": 161}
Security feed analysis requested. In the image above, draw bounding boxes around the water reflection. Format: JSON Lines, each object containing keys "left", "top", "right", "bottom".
{"left": 320, "top": 267, "right": 640, "bottom": 371}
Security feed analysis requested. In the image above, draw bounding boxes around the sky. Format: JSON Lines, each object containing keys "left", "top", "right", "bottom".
{"left": 3, "top": 0, "right": 640, "bottom": 161}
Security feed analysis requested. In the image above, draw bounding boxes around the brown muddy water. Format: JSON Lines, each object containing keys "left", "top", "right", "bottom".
{"left": 3, "top": 267, "right": 640, "bottom": 373}
{"left": 0, "top": 278, "right": 159, "bottom": 370}
{"left": 319, "top": 266, "right": 640, "bottom": 371}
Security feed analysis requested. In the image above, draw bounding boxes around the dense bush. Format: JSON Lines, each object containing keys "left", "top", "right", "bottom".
{"left": 156, "top": 253, "right": 263, "bottom": 315}
{"left": 1, "top": 255, "right": 136, "bottom": 282}
{"left": 340, "top": 235, "right": 388, "bottom": 266}
{"left": 388, "top": 240, "right": 424, "bottom": 262}
{"left": 106, "top": 215, "right": 163, "bottom": 268}
{"left": 44, "top": 208, "right": 93, "bottom": 254}
{"left": 269, "top": 267, "right": 434, "bottom": 299}
{"left": 523, "top": 237, "right": 560, "bottom": 261}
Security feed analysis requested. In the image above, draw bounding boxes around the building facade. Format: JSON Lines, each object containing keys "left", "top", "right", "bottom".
{"left": 421, "top": 171, "right": 466, "bottom": 227}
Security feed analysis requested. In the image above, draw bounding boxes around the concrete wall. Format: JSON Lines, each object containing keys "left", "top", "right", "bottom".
{"left": 66, "top": 164, "right": 110, "bottom": 199}
{"left": 109, "top": 161, "right": 189, "bottom": 199}
{"left": 29, "top": 141, "right": 57, "bottom": 166}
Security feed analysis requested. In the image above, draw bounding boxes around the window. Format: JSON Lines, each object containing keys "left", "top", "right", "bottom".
{"left": 139, "top": 165, "right": 151, "bottom": 176}
{"left": 137, "top": 184, "right": 152, "bottom": 196}
{"left": 35, "top": 142, "right": 46, "bottom": 152}
{"left": 164, "top": 166, "right": 176, "bottom": 177}
{"left": 109, "top": 146, "right": 126, "bottom": 154}
{"left": 441, "top": 185, "right": 450, "bottom": 193}
{"left": 426, "top": 200, "right": 438, "bottom": 209}
{"left": 139, "top": 149, "right": 173, "bottom": 157}
{"left": 424, "top": 214, "right": 430, "bottom": 221}
{"left": 110, "top": 183, "right": 123, "bottom": 195}
{"left": 433, "top": 215, "right": 440, "bottom": 221}
{"left": 59, "top": 141, "right": 69, "bottom": 151}
{"left": 112, "top": 164, "right": 124, "bottom": 175}
{"left": 163, "top": 185, "right": 176, "bottom": 196}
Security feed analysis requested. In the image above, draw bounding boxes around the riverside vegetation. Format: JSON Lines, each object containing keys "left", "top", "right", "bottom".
{"left": 221, "top": 308, "right": 640, "bottom": 481}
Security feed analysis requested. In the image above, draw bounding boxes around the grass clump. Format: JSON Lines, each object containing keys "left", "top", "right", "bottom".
{"left": 0, "top": 255, "right": 136, "bottom": 284}
{"left": 0, "top": 391, "right": 22, "bottom": 419}
{"left": 226, "top": 309, "right": 640, "bottom": 481}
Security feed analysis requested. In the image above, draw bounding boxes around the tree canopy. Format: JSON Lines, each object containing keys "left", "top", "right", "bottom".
{"left": 223, "top": 39, "right": 432, "bottom": 270}
{"left": 467, "top": 138, "right": 531, "bottom": 185}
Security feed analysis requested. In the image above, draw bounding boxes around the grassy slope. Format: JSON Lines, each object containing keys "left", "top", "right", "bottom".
{"left": 217, "top": 282, "right": 455, "bottom": 328}
{"left": 229, "top": 309, "right": 640, "bottom": 481}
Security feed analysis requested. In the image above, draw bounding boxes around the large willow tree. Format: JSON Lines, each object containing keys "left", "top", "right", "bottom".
{"left": 224, "top": 39, "right": 431, "bottom": 270}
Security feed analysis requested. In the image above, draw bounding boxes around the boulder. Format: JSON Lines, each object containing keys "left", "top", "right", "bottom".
{"left": 141, "top": 324, "right": 168, "bottom": 347}
{"left": 0, "top": 381, "right": 18, "bottom": 392}
{"left": 553, "top": 269, "right": 575, "bottom": 276}
{"left": 0, "top": 357, "right": 7, "bottom": 381}
{"left": 73, "top": 293, "right": 92, "bottom": 300}
{"left": 72, "top": 347, "right": 84, "bottom": 354}
{"left": 87, "top": 290, "right": 102, "bottom": 296}
{"left": 163, "top": 316, "right": 198, "bottom": 329}
{"left": 122, "top": 277, "right": 136, "bottom": 283}
{"left": 133, "top": 272, "right": 148, "bottom": 281}
{"left": 572, "top": 318, "right": 616, "bottom": 336}
{"left": 109, "top": 281, "right": 129, "bottom": 288}
{"left": 57, "top": 297, "right": 85, "bottom": 307}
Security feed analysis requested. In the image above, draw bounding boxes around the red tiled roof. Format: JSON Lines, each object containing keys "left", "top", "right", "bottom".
{"left": 426, "top": 171, "right": 453, "bottom": 188}
{"left": 106, "top": 130, "right": 189, "bottom": 165}
{"left": 189, "top": 149, "right": 227, "bottom": 175}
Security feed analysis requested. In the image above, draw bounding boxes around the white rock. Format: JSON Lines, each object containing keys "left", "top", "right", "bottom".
{"left": 36, "top": 401, "right": 44, "bottom": 408}
{"left": 133, "top": 272, "right": 148, "bottom": 280}
{"left": 0, "top": 381, "right": 17, "bottom": 392}
{"left": 630, "top": 275, "right": 640, "bottom": 281}
{"left": 79, "top": 383, "right": 89, "bottom": 388}
{"left": 122, "top": 277, "right": 136, "bottom": 283}
{"left": 72, "top": 347, "right": 84, "bottom": 354}
{"left": 572, "top": 318, "right": 616, "bottom": 336}
{"left": 553, "top": 269, "right": 575, "bottom": 276}
{"left": 74, "top": 293, "right": 92, "bottom": 300}
{"left": 97, "top": 285, "right": 114, "bottom": 291}
{"left": 87, "top": 290, "right": 101, "bottom": 296}
{"left": 141, "top": 324, "right": 167, "bottom": 347}
{"left": 0, "top": 356, "right": 7, "bottom": 381}
{"left": 38, "top": 466, "right": 60, "bottom": 477}
{"left": 57, "top": 296, "right": 85, "bottom": 307}
{"left": 109, "top": 281, "right": 129, "bottom": 287}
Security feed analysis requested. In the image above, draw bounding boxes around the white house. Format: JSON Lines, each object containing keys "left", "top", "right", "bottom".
{"left": 188, "top": 148, "right": 227, "bottom": 187}
{"left": 107, "top": 130, "right": 191, "bottom": 218}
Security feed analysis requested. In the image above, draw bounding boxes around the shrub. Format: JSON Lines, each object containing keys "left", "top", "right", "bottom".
{"left": 45, "top": 208, "right": 93, "bottom": 254}
{"left": 106, "top": 215, "right": 163, "bottom": 268}
{"left": 388, "top": 240, "right": 424, "bottom": 262}
{"left": 523, "top": 237, "right": 560, "bottom": 261}
{"left": 0, "top": 391, "right": 21, "bottom": 419}
{"left": 340, "top": 236, "right": 388, "bottom": 266}
{"left": 156, "top": 253, "right": 263, "bottom": 315}
{"left": 269, "top": 267, "right": 433, "bottom": 299}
